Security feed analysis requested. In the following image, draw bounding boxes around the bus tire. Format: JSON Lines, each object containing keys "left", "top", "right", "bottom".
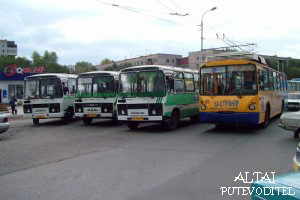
{"left": 190, "top": 115, "right": 199, "bottom": 123}
{"left": 112, "top": 112, "right": 118, "bottom": 122}
{"left": 64, "top": 109, "right": 73, "bottom": 123}
{"left": 260, "top": 107, "right": 270, "bottom": 129}
{"left": 164, "top": 110, "right": 179, "bottom": 130}
{"left": 294, "top": 129, "right": 299, "bottom": 139}
{"left": 127, "top": 121, "right": 139, "bottom": 130}
{"left": 82, "top": 117, "right": 93, "bottom": 125}
{"left": 33, "top": 118, "right": 39, "bottom": 125}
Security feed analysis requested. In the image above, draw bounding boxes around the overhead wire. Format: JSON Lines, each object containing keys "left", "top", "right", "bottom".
{"left": 95, "top": 0, "right": 269, "bottom": 53}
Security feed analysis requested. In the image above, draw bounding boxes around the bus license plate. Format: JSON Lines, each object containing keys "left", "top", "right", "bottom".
{"left": 87, "top": 114, "right": 97, "bottom": 117}
{"left": 132, "top": 116, "right": 143, "bottom": 121}
{"left": 36, "top": 115, "right": 45, "bottom": 119}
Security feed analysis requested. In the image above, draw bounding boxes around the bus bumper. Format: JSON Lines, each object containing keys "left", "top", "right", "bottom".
{"left": 118, "top": 115, "right": 163, "bottom": 121}
{"left": 200, "top": 112, "right": 259, "bottom": 125}
{"left": 75, "top": 113, "right": 113, "bottom": 118}
{"left": 24, "top": 113, "right": 65, "bottom": 119}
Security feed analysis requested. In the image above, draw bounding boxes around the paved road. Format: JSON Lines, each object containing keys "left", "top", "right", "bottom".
{"left": 0, "top": 116, "right": 299, "bottom": 200}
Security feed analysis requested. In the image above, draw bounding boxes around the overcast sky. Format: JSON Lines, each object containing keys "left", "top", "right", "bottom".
{"left": 1, "top": 0, "right": 300, "bottom": 65}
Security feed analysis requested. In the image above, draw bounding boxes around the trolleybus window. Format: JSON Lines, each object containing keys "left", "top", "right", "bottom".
{"left": 201, "top": 64, "right": 256, "bottom": 95}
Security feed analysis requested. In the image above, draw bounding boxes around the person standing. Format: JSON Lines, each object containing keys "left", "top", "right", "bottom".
{"left": 9, "top": 95, "right": 17, "bottom": 115}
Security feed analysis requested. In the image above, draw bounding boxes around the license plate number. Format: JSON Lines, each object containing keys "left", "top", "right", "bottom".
{"left": 36, "top": 115, "right": 45, "bottom": 119}
{"left": 132, "top": 116, "right": 143, "bottom": 121}
{"left": 87, "top": 114, "right": 97, "bottom": 117}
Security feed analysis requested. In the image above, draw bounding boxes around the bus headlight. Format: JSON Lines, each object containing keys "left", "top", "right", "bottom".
{"left": 104, "top": 108, "right": 108, "bottom": 113}
{"left": 52, "top": 108, "right": 55, "bottom": 112}
{"left": 152, "top": 110, "right": 157, "bottom": 115}
{"left": 78, "top": 108, "right": 82, "bottom": 112}
{"left": 201, "top": 104, "right": 206, "bottom": 110}
{"left": 121, "top": 110, "right": 125, "bottom": 115}
{"left": 249, "top": 104, "right": 255, "bottom": 110}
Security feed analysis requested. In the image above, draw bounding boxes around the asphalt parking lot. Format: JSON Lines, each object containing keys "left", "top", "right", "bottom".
{"left": 0, "top": 116, "right": 299, "bottom": 200}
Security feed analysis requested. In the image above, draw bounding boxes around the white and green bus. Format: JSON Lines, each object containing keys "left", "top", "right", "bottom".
{"left": 74, "top": 71, "right": 119, "bottom": 124}
{"left": 117, "top": 65, "right": 199, "bottom": 130}
{"left": 23, "top": 73, "right": 77, "bottom": 125}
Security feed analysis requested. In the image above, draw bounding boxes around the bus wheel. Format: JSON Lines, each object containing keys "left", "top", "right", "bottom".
{"left": 294, "top": 129, "right": 300, "bottom": 139}
{"left": 33, "top": 118, "right": 39, "bottom": 125}
{"left": 127, "top": 121, "right": 139, "bottom": 130}
{"left": 190, "top": 115, "right": 199, "bottom": 123}
{"left": 260, "top": 108, "right": 270, "bottom": 128}
{"left": 64, "top": 110, "right": 73, "bottom": 123}
{"left": 165, "top": 111, "right": 179, "bottom": 130}
{"left": 82, "top": 117, "right": 93, "bottom": 125}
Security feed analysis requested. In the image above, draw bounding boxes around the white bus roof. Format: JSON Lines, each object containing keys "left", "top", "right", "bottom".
{"left": 120, "top": 65, "right": 197, "bottom": 74}
{"left": 206, "top": 52, "right": 266, "bottom": 65}
{"left": 78, "top": 71, "right": 120, "bottom": 76}
{"left": 25, "top": 73, "right": 77, "bottom": 79}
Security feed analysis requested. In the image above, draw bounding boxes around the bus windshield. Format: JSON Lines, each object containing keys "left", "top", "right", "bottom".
{"left": 24, "top": 78, "right": 62, "bottom": 99}
{"left": 93, "top": 76, "right": 116, "bottom": 98}
{"left": 119, "top": 71, "right": 166, "bottom": 98}
{"left": 24, "top": 79, "right": 40, "bottom": 99}
{"left": 201, "top": 64, "right": 257, "bottom": 95}
{"left": 40, "top": 78, "right": 62, "bottom": 99}
{"left": 77, "top": 77, "right": 92, "bottom": 98}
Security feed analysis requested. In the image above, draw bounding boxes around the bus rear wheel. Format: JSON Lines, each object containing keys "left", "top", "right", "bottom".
{"left": 164, "top": 111, "right": 179, "bottom": 130}
{"left": 127, "top": 121, "right": 139, "bottom": 130}
{"left": 82, "top": 117, "right": 93, "bottom": 125}
{"left": 33, "top": 118, "right": 39, "bottom": 125}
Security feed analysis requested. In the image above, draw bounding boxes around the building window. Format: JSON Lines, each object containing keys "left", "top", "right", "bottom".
{"left": 197, "top": 56, "right": 199, "bottom": 61}
{"left": 172, "top": 59, "right": 175, "bottom": 63}
{"left": 8, "top": 85, "right": 16, "bottom": 99}
{"left": 141, "top": 61, "right": 143, "bottom": 65}
{"left": 16, "top": 85, "right": 23, "bottom": 99}
{"left": 166, "top": 59, "right": 170, "bottom": 63}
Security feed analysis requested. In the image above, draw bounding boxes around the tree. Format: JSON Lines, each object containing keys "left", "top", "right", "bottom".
{"left": 31, "top": 51, "right": 69, "bottom": 73}
{"left": 104, "top": 62, "right": 132, "bottom": 71}
{"left": 74, "top": 61, "right": 96, "bottom": 74}
{"left": 0, "top": 55, "right": 32, "bottom": 71}
{"left": 100, "top": 58, "right": 113, "bottom": 65}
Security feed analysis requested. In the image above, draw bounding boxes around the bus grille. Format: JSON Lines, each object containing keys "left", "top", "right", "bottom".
{"left": 32, "top": 104, "right": 49, "bottom": 108}
{"left": 127, "top": 104, "right": 148, "bottom": 109}
{"left": 288, "top": 102, "right": 299, "bottom": 106}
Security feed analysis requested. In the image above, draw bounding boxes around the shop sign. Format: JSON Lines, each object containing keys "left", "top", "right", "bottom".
{"left": 4, "top": 64, "right": 45, "bottom": 77}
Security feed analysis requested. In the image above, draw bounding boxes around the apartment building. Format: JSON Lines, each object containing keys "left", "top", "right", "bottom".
{"left": 97, "top": 53, "right": 182, "bottom": 71}
{"left": 0, "top": 40, "right": 17, "bottom": 57}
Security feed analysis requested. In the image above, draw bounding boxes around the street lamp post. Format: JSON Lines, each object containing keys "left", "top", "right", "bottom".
{"left": 200, "top": 7, "right": 217, "bottom": 68}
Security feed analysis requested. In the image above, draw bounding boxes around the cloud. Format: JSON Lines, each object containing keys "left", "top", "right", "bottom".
{"left": 1, "top": 0, "right": 300, "bottom": 65}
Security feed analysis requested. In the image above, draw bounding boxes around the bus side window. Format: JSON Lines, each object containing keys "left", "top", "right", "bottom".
{"left": 166, "top": 75, "right": 174, "bottom": 93}
{"left": 175, "top": 79, "right": 184, "bottom": 93}
{"left": 62, "top": 81, "right": 69, "bottom": 95}
{"left": 259, "top": 70, "right": 264, "bottom": 90}
{"left": 68, "top": 79, "right": 76, "bottom": 95}
{"left": 263, "top": 68, "right": 269, "bottom": 91}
